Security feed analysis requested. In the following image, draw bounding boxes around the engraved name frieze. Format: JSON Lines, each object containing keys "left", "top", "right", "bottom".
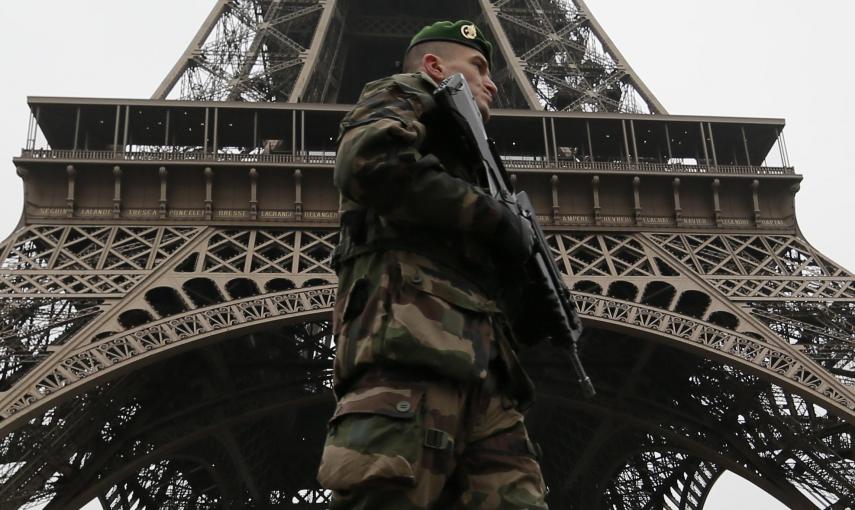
{"left": 683, "top": 217, "right": 713, "bottom": 225}
{"left": 168, "top": 209, "right": 205, "bottom": 218}
{"left": 214, "top": 210, "right": 249, "bottom": 218}
{"left": 125, "top": 209, "right": 159, "bottom": 217}
{"left": 643, "top": 216, "right": 671, "bottom": 224}
{"left": 601, "top": 216, "right": 632, "bottom": 224}
{"left": 303, "top": 211, "right": 339, "bottom": 220}
{"left": 260, "top": 210, "right": 296, "bottom": 219}
{"left": 78, "top": 208, "right": 112, "bottom": 217}
{"left": 37, "top": 207, "right": 68, "bottom": 216}
{"left": 558, "top": 215, "right": 591, "bottom": 223}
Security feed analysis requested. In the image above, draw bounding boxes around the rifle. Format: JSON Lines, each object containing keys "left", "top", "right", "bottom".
{"left": 435, "top": 73, "right": 595, "bottom": 397}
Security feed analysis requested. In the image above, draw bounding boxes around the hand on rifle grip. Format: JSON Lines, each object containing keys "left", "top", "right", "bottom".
{"left": 491, "top": 205, "right": 535, "bottom": 264}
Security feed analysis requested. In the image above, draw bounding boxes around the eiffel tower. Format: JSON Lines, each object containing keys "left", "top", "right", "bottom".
{"left": 2, "top": 0, "right": 853, "bottom": 508}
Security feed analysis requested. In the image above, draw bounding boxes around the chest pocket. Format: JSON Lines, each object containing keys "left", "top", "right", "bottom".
{"left": 376, "top": 256, "right": 498, "bottom": 382}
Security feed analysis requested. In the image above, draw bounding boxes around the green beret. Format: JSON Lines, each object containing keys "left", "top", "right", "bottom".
{"left": 407, "top": 20, "right": 493, "bottom": 67}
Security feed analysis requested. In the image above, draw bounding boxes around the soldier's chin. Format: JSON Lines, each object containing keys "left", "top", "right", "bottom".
{"left": 478, "top": 103, "right": 492, "bottom": 123}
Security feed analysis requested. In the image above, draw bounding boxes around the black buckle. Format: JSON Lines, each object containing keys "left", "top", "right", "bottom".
{"left": 424, "top": 428, "right": 452, "bottom": 451}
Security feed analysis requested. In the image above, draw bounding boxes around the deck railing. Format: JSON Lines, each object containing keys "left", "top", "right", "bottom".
{"left": 18, "top": 149, "right": 795, "bottom": 176}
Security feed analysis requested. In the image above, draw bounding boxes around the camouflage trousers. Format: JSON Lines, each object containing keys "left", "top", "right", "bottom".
{"left": 316, "top": 369, "right": 548, "bottom": 509}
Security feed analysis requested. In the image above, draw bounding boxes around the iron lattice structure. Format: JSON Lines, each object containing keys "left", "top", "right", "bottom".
{"left": 153, "top": 0, "right": 666, "bottom": 113}
{"left": 2, "top": 0, "right": 855, "bottom": 508}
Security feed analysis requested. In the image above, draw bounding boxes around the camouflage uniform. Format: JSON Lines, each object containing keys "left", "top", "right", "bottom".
{"left": 317, "top": 71, "right": 547, "bottom": 509}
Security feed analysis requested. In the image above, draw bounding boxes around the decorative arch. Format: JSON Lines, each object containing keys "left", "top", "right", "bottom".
{"left": 533, "top": 391, "right": 817, "bottom": 510}
{"left": 573, "top": 280, "right": 603, "bottom": 294}
{"left": 607, "top": 281, "right": 639, "bottom": 301}
{"left": 145, "top": 286, "right": 190, "bottom": 317}
{"left": 0, "top": 287, "right": 851, "bottom": 436}
{"left": 183, "top": 277, "right": 226, "bottom": 307}
{"left": 117, "top": 309, "right": 154, "bottom": 329}
{"left": 640, "top": 281, "right": 676, "bottom": 309}
{"left": 708, "top": 310, "right": 740, "bottom": 330}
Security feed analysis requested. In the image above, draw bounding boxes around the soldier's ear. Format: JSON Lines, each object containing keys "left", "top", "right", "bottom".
{"left": 422, "top": 53, "right": 445, "bottom": 82}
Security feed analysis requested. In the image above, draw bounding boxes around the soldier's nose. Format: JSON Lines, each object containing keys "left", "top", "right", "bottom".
{"left": 485, "top": 76, "right": 498, "bottom": 95}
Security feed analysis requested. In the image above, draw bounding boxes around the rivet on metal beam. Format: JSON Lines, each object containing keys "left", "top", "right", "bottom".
{"left": 250, "top": 168, "right": 259, "bottom": 220}
{"left": 294, "top": 169, "right": 303, "bottom": 220}
{"left": 159, "top": 167, "right": 168, "bottom": 219}
{"left": 707, "top": 122, "right": 718, "bottom": 169}
{"left": 664, "top": 123, "right": 673, "bottom": 161}
{"left": 629, "top": 120, "right": 639, "bottom": 165}
{"left": 113, "top": 166, "right": 122, "bottom": 219}
{"left": 751, "top": 179, "right": 760, "bottom": 226}
{"left": 585, "top": 121, "right": 594, "bottom": 166}
{"left": 66, "top": 165, "right": 76, "bottom": 217}
{"left": 672, "top": 177, "right": 682, "bottom": 226}
{"left": 621, "top": 120, "right": 631, "bottom": 164}
{"left": 204, "top": 167, "right": 213, "bottom": 220}
{"left": 73, "top": 107, "right": 81, "bottom": 152}
{"left": 542, "top": 118, "right": 550, "bottom": 162}
{"left": 112, "top": 106, "right": 121, "bottom": 157}
{"left": 203, "top": 108, "right": 210, "bottom": 154}
{"left": 712, "top": 178, "right": 721, "bottom": 227}
{"left": 699, "top": 122, "right": 710, "bottom": 169}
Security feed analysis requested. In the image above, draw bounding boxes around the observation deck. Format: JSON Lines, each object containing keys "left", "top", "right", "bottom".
{"left": 15, "top": 97, "right": 798, "bottom": 232}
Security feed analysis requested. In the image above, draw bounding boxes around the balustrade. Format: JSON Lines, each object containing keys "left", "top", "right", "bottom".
{"left": 18, "top": 149, "right": 794, "bottom": 176}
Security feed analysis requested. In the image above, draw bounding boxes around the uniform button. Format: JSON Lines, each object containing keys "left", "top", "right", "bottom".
{"left": 410, "top": 274, "right": 423, "bottom": 285}
{"left": 395, "top": 400, "right": 412, "bottom": 413}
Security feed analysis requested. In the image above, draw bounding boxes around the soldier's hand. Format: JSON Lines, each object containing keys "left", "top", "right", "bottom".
{"left": 492, "top": 206, "right": 535, "bottom": 264}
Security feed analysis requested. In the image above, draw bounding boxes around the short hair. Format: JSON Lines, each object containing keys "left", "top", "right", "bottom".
{"left": 401, "top": 41, "right": 457, "bottom": 73}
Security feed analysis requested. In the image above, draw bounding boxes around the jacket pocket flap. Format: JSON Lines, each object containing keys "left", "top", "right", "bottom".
{"left": 333, "top": 386, "right": 424, "bottom": 421}
{"left": 399, "top": 260, "right": 500, "bottom": 314}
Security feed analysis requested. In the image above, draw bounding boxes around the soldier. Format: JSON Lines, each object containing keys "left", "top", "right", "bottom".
{"left": 317, "top": 20, "right": 548, "bottom": 509}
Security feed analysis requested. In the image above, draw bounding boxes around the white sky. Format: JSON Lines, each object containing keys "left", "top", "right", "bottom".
{"left": 2, "top": 1, "right": 853, "bottom": 508}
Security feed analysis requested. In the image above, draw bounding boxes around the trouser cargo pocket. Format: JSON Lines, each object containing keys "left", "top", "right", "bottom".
{"left": 317, "top": 385, "right": 425, "bottom": 491}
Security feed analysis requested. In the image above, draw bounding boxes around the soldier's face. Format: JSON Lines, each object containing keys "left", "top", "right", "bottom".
{"left": 431, "top": 45, "right": 497, "bottom": 122}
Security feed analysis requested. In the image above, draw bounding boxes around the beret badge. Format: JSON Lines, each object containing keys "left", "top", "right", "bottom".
{"left": 461, "top": 24, "right": 478, "bottom": 40}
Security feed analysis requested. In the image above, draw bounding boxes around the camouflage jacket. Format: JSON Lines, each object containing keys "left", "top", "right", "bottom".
{"left": 332, "top": 72, "right": 533, "bottom": 404}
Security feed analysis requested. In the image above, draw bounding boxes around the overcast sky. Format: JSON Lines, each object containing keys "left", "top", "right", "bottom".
{"left": 3, "top": 1, "right": 853, "bottom": 509}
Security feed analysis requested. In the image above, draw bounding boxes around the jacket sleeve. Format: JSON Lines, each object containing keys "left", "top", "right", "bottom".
{"left": 333, "top": 75, "right": 508, "bottom": 239}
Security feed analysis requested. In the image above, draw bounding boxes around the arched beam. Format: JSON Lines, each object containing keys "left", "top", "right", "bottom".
{"left": 47, "top": 392, "right": 331, "bottom": 510}
{"left": 540, "top": 393, "right": 817, "bottom": 510}
{"left": 1, "top": 288, "right": 851, "bottom": 435}
{"left": 572, "top": 294, "right": 855, "bottom": 417}
{"left": 0, "top": 286, "right": 335, "bottom": 432}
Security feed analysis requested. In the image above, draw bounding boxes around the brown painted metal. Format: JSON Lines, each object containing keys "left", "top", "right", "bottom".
{"left": 2, "top": 1, "right": 854, "bottom": 509}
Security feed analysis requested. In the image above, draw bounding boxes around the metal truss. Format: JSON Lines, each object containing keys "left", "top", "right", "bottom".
{"left": 154, "top": 0, "right": 333, "bottom": 102}
{"left": 528, "top": 335, "right": 855, "bottom": 509}
{"left": 2, "top": 301, "right": 853, "bottom": 508}
{"left": 644, "top": 232, "right": 855, "bottom": 394}
{"left": 0, "top": 223, "right": 853, "bottom": 507}
{"left": 4, "top": 2, "right": 853, "bottom": 506}
{"left": 0, "top": 320, "right": 335, "bottom": 509}
{"left": 481, "top": 0, "right": 665, "bottom": 113}
{"left": 647, "top": 233, "right": 855, "bottom": 301}
{"left": 154, "top": 0, "right": 665, "bottom": 113}
{"left": 0, "top": 226, "right": 202, "bottom": 298}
